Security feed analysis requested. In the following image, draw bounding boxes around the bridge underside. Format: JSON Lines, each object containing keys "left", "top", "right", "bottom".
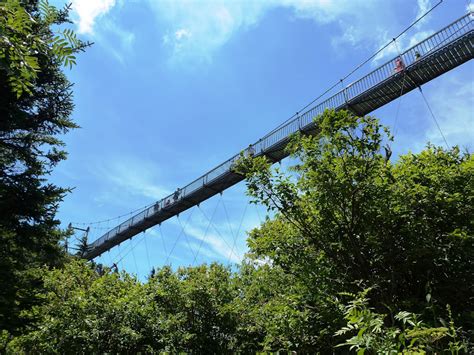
{"left": 85, "top": 14, "right": 473, "bottom": 260}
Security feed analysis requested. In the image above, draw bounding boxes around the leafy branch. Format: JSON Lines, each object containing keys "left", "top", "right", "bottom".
{"left": 0, "top": 0, "right": 91, "bottom": 97}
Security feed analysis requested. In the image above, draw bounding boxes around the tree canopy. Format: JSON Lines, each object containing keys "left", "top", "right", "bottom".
{"left": 1, "top": 1, "right": 472, "bottom": 352}
{"left": 0, "top": 0, "right": 89, "bottom": 334}
{"left": 4, "top": 110, "right": 473, "bottom": 353}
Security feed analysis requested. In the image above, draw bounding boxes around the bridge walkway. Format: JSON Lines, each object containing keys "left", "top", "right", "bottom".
{"left": 85, "top": 12, "right": 473, "bottom": 260}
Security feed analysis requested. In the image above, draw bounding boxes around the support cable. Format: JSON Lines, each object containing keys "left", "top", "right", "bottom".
{"left": 112, "top": 235, "right": 144, "bottom": 270}
{"left": 255, "top": 203, "right": 263, "bottom": 225}
{"left": 418, "top": 86, "right": 450, "bottom": 149}
{"left": 158, "top": 224, "right": 168, "bottom": 257}
{"left": 197, "top": 202, "right": 241, "bottom": 262}
{"left": 107, "top": 251, "right": 113, "bottom": 269}
{"left": 227, "top": 199, "right": 249, "bottom": 265}
{"left": 221, "top": 196, "right": 238, "bottom": 263}
{"left": 165, "top": 208, "right": 195, "bottom": 265}
{"left": 113, "top": 234, "right": 147, "bottom": 267}
{"left": 192, "top": 196, "right": 222, "bottom": 266}
{"left": 177, "top": 214, "right": 197, "bottom": 262}
{"left": 71, "top": 202, "right": 155, "bottom": 226}
{"left": 143, "top": 232, "right": 152, "bottom": 272}
{"left": 392, "top": 74, "right": 408, "bottom": 138}
{"left": 392, "top": 39, "right": 409, "bottom": 138}
{"left": 130, "top": 238, "right": 140, "bottom": 276}
{"left": 221, "top": 197, "right": 236, "bottom": 244}
{"left": 116, "top": 243, "right": 123, "bottom": 270}
{"left": 263, "top": 0, "right": 443, "bottom": 138}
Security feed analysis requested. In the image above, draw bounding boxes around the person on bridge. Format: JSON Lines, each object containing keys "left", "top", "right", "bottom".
{"left": 111, "top": 263, "right": 118, "bottom": 273}
{"left": 247, "top": 144, "right": 255, "bottom": 157}
{"left": 394, "top": 56, "right": 406, "bottom": 73}
{"left": 173, "top": 188, "right": 181, "bottom": 201}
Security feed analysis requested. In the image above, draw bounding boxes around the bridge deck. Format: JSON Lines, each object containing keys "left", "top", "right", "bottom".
{"left": 85, "top": 12, "right": 473, "bottom": 260}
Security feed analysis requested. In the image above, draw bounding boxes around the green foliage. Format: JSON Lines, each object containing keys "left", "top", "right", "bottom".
{"left": 3, "top": 104, "right": 473, "bottom": 353}
{"left": 74, "top": 232, "right": 91, "bottom": 258}
{"left": 7, "top": 261, "right": 240, "bottom": 353}
{"left": 0, "top": 0, "right": 87, "bottom": 335}
{"left": 7, "top": 260, "right": 149, "bottom": 353}
{"left": 0, "top": 0, "right": 89, "bottom": 97}
{"left": 335, "top": 289, "right": 468, "bottom": 354}
{"left": 147, "top": 263, "right": 239, "bottom": 352}
{"left": 236, "top": 109, "right": 474, "bottom": 350}
{"left": 230, "top": 261, "right": 340, "bottom": 352}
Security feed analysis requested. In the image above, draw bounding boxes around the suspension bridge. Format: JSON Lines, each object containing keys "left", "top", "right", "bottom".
{"left": 80, "top": 12, "right": 473, "bottom": 262}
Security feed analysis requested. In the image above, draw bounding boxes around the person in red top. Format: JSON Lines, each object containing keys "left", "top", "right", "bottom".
{"left": 394, "top": 57, "right": 406, "bottom": 73}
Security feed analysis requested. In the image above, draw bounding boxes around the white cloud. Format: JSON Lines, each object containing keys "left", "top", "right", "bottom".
{"left": 415, "top": 0, "right": 432, "bottom": 28}
{"left": 390, "top": 69, "right": 474, "bottom": 155}
{"left": 150, "top": 0, "right": 388, "bottom": 65}
{"left": 175, "top": 28, "right": 191, "bottom": 40}
{"left": 372, "top": 29, "right": 434, "bottom": 64}
{"left": 72, "top": 0, "right": 116, "bottom": 34}
{"left": 153, "top": 0, "right": 266, "bottom": 64}
{"left": 71, "top": 0, "right": 135, "bottom": 64}
{"left": 93, "top": 157, "right": 170, "bottom": 201}
{"left": 423, "top": 78, "right": 474, "bottom": 150}
{"left": 70, "top": 0, "right": 440, "bottom": 67}
{"left": 371, "top": 0, "right": 435, "bottom": 64}
{"left": 174, "top": 216, "right": 243, "bottom": 264}
{"left": 95, "top": 19, "right": 136, "bottom": 64}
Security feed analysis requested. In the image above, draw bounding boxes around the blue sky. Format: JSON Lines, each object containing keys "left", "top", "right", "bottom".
{"left": 50, "top": 0, "right": 473, "bottom": 279}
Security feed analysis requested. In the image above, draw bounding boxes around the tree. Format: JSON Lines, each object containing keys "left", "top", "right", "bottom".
{"left": 146, "top": 263, "right": 239, "bottom": 352}
{"left": 4, "top": 107, "right": 472, "bottom": 352}
{"left": 6, "top": 260, "right": 152, "bottom": 354}
{"left": 0, "top": 0, "right": 89, "bottom": 334}
{"left": 335, "top": 289, "right": 468, "bottom": 353}
{"left": 74, "top": 229, "right": 90, "bottom": 258}
{"left": 8, "top": 261, "right": 240, "bottom": 353}
{"left": 236, "top": 109, "right": 474, "bottom": 349}
{"left": 230, "top": 260, "right": 341, "bottom": 352}
{"left": 0, "top": 0, "right": 84, "bottom": 97}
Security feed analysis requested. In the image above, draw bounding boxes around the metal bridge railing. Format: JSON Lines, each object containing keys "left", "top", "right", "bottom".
{"left": 90, "top": 12, "right": 473, "bottom": 251}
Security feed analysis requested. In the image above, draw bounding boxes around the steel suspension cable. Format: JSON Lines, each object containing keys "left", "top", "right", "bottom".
{"left": 113, "top": 233, "right": 147, "bottom": 267}
{"left": 143, "top": 232, "right": 152, "bottom": 272}
{"left": 130, "top": 238, "right": 140, "bottom": 276}
{"left": 221, "top": 196, "right": 236, "bottom": 243}
{"left": 197, "top": 202, "right": 241, "bottom": 262}
{"left": 391, "top": 39, "right": 409, "bottom": 138}
{"left": 165, "top": 208, "right": 195, "bottom": 265}
{"left": 107, "top": 251, "right": 113, "bottom": 268}
{"left": 70, "top": 202, "right": 155, "bottom": 226}
{"left": 227, "top": 199, "right": 249, "bottom": 265}
{"left": 158, "top": 224, "right": 168, "bottom": 256}
{"left": 192, "top": 196, "right": 222, "bottom": 266}
{"left": 263, "top": 0, "right": 444, "bottom": 138}
{"left": 254, "top": 203, "right": 263, "bottom": 225}
{"left": 177, "top": 214, "right": 197, "bottom": 262}
{"left": 116, "top": 243, "right": 123, "bottom": 269}
{"left": 418, "top": 86, "right": 450, "bottom": 149}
